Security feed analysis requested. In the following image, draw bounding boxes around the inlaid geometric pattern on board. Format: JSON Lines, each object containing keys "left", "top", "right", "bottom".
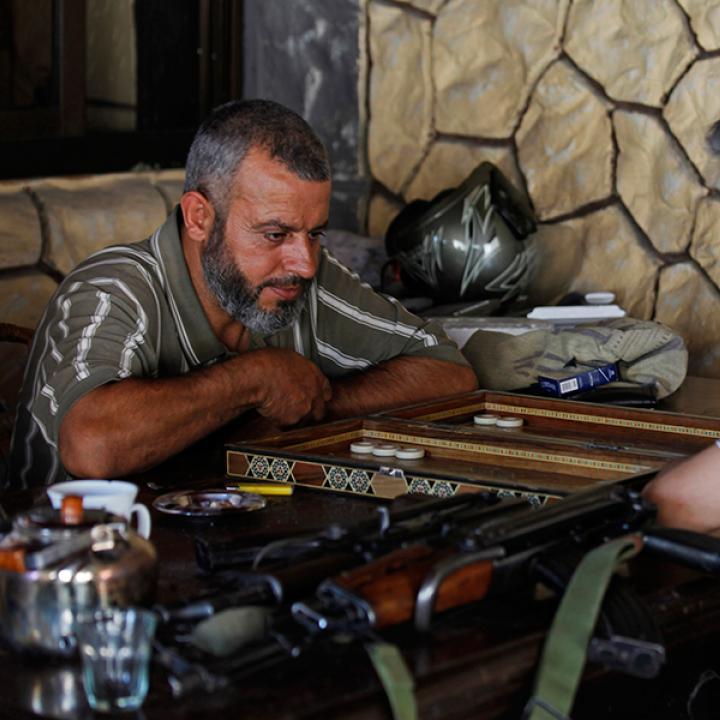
{"left": 348, "top": 469, "right": 372, "bottom": 494}
{"left": 325, "top": 466, "right": 349, "bottom": 491}
{"left": 409, "top": 478, "right": 432, "bottom": 495}
{"left": 430, "top": 480, "right": 456, "bottom": 498}
{"left": 497, "top": 488, "right": 544, "bottom": 507}
{"left": 248, "top": 455, "right": 271, "bottom": 479}
{"left": 270, "top": 458, "right": 293, "bottom": 483}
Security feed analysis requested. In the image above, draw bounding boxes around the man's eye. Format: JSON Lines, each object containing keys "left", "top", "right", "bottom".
{"left": 265, "top": 232, "right": 286, "bottom": 242}
{"left": 309, "top": 231, "right": 326, "bottom": 242}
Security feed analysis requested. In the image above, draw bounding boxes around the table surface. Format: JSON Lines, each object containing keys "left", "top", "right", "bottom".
{"left": 2, "top": 379, "right": 720, "bottom": 719}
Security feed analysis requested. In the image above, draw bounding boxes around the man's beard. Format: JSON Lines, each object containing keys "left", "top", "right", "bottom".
{"left": 201, "top": 220, "right": 310, "bottom": 335}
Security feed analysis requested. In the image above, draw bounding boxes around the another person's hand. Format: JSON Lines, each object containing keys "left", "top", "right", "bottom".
{"left": 251, "top": 348, "right": 332, "bottom": 426}
{"left": 643, "top": 441, "right": 720, "bottom": 533}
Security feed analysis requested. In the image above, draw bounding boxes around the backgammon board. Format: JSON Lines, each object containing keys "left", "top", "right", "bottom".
{"left": 226, "top": 389, "right": 720, "bottom": 503}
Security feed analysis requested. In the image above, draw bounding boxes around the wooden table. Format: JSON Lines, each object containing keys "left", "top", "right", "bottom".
{"left": 3, "top": 483, "right": 720, "bottom": 720}
{"left": 2, "top": 379, "right": 720, "bottom": 719}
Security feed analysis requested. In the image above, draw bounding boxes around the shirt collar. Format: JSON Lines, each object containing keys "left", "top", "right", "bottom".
{"left": 153, "top": 207, "right": 227, "bottom": 366}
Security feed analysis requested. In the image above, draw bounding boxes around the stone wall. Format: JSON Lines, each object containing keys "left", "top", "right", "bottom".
{"left": 365, "top": 0, "right": 720, "bottom": 378}
{"left": 0, "top": 170, "right": 184, "bottom": 328}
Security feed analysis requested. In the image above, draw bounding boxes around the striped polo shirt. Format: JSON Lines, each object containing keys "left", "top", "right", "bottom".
{"left": 8, "top": 208, "right": 468, "bottom": 489}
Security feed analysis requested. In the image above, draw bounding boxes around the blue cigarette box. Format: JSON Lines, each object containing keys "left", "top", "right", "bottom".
{"left": 537, "top": 362, "right": 619, "bottom": 397}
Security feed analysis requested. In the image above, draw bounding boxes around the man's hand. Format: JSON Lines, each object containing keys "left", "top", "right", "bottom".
{"left": 251, "top": 348, "right": 332, "bottom": 425}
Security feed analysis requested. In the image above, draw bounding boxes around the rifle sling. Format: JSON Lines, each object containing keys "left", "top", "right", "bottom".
{"left": 366, "top": 642, "right": 417, "bottom": 720}
{"left": 525, "top": 534, "right": 643, "bottom": 720}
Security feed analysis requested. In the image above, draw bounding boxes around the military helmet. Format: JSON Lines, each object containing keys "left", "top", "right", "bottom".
{"left": 385, "top": 163, "right": 536, "bottom": 303}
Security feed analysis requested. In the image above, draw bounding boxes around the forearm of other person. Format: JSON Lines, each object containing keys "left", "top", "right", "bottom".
{"left": 327, "top": 356, "right": 478, "bottom": 419}
{"left": 642, "top": 441, "right": 720, "bottom": 533}
{"left": 59, "top": 348, "right": 331, "bottom": 478}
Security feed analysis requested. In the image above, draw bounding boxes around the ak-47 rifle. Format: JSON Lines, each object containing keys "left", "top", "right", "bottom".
{"left": 291, "top": 480, "right": 656, "bottom": 633}
{"left": 154, "top": 489, "right": 530, "bottom": 689}
{"left": 295, "top": 484, "right": 720, "bottom": 632}
{"left": 160, "top": 479, "right": 720, "bottom": 697}
{"left": 158, "top": 489, "right": 531, "bottom": 622}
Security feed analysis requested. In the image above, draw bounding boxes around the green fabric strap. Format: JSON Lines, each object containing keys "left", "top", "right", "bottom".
{"left": 527, "top": 534, "right": 643, "bottom": 720}
{"left": 366, "top": 642, "right": 418, "bottom": 720}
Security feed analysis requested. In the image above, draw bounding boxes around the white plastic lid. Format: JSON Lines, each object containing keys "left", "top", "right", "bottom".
{"left": 584, "top": 292, "right": 615, "bottom": 305}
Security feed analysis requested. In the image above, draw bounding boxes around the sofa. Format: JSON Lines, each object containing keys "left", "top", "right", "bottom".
{"left": 0, "top": 170, "right": 185, "bottom": 479}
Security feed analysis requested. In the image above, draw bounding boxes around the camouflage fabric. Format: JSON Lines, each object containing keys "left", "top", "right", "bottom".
{"left": 462, "top": 317, "right": 687, "bottom": 399}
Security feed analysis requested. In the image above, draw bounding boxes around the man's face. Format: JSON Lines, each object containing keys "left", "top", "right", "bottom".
{"left": 202, "top": 148, "right": 331, "bottom": 334}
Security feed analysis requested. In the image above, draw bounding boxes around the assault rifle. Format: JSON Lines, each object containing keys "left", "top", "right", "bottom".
{"left": 158, "top": 489, "right": 531, "bottom": 622}
{"left": 159, "top": 479, "right": 720, "bottom": 697}
{"left": 291, "top": 481, "right": 656, "bottom": 633}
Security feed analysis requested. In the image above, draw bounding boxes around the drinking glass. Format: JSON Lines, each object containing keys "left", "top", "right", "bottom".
{"left": 76, "top": 607, "right": 156, "bottom": 713}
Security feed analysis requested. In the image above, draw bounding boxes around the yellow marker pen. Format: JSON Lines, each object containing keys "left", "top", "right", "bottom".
{"left": 226, "top": 482, "right": 294, "bottom": 496}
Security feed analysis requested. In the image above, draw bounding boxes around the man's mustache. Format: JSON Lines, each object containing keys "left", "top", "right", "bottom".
{"left": 252, "top": 275, "right": 311, "bottom": 297}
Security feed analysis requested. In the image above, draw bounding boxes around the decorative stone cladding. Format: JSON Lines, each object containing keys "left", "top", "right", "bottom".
{"left": 0, "top": 170, "right": 184, "bottom": 328}
{"left": 365, "top": 0, "right": 720, "bottom": 378}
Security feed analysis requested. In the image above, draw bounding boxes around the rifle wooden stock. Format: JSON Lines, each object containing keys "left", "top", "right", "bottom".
{"left": 323, "top": 485, "right": 661, "bottom": 632}
{"left": 333, "top": 544, "right": 494, "bottom": 628}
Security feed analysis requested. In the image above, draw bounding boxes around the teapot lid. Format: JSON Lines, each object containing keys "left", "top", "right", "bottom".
{"left": 14, "top": 507, "right": 126, "bottom": 542}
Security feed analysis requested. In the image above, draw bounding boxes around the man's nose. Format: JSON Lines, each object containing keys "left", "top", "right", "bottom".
{"left": 283, "top": 234, "right": 319, "bottom": 279}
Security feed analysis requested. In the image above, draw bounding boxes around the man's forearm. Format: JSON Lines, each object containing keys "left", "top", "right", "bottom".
{"left": 59, "top": 358, "right": 259, "bottom": 478}
{"left": 59, "top": 347, "right": 331, "bottom": 478}
{"left": 327, "top": 356, "right": 478, "bottom": 419}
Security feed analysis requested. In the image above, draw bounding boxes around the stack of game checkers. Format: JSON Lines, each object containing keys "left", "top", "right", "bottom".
{"left": 473, "top": 414, "right": 499, "bottom": 426}
{"left": 350, "top": 441, "right": 425, "bottom": 460}
{"left": 350, "top": 441, "right": 375, "bottom": 455}
{"left": 473, "top": 414, "right": 524, "bottom": 429}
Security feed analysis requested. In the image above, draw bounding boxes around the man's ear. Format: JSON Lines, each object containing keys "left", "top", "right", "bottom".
{"left": 180, "top": 191, "right": 216, "bottom": 244}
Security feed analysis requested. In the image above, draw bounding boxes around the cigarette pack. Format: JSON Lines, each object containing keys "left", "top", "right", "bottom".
{"left": 537, "top": 362, "right": 619, "bottom": 397}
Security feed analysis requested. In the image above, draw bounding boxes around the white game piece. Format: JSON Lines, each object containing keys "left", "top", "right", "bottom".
{"left": 372, "top": 444, "right": 399, "bottom": 457}
{"left": 496, "top": 416, "right": 524, "bottom": 428}
{"left": 395, "top": 447, "right": 425, "bottom": 460}
{"left": 474, "top": 414, "right": 499, "bottom": 426}
{"left": 350, "top": 441, "right": 375, "bottom": 454}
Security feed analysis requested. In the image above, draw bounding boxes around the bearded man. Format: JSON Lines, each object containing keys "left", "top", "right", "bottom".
{"left": 8, "top": 99, "right": 477, "bottom": 488}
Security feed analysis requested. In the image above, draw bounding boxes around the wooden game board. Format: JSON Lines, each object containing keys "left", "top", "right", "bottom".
{"left": 226, "top": 390, "right": 720, "bottom": 503}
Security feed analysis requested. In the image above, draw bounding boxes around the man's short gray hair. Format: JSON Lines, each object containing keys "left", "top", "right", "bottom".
{"left": 183, "top": 98, "right": 331, "bottom": 218}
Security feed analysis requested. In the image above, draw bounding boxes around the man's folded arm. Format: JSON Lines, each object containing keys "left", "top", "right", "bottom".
{"left": 59, "top": 348, "right": 331, "bottom": 478}
{"left": 327, "top": 355, "right": 478, "bottom": 420}
{"left": 59, "top": 352, "right": 476, "bottom": 478}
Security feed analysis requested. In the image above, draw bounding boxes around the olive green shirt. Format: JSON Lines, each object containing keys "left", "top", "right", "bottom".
{"left": 8, "top": 209, "right": 468, "bottom": 489}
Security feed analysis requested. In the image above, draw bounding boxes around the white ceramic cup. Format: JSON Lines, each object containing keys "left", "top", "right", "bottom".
{"left": 46, "top": 480, "right": 151, "bottom": 538}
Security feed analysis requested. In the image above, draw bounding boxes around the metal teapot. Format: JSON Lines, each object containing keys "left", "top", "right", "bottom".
{"left": 0, "top": 505, "right": 157, "bottom": 656}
